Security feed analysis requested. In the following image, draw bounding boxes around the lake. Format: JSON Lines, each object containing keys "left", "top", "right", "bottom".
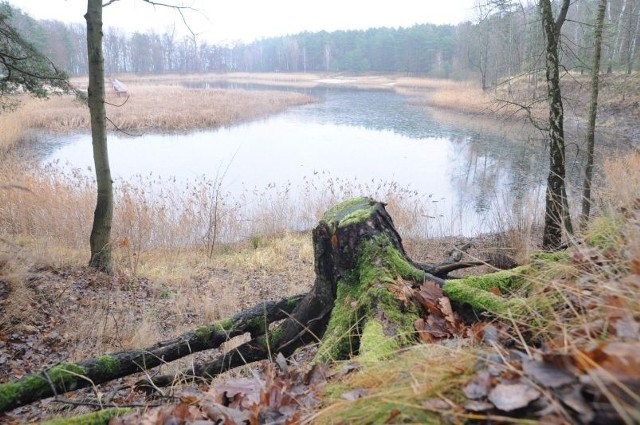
{"left": 39, "top": 85, "right": 557, "bottom": 237}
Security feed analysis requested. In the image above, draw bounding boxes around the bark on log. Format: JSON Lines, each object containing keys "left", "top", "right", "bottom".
{"left": 0, "top": 295, "right": 303, "bottom": 414}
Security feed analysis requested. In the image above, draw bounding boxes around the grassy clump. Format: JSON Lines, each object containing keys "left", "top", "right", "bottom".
{"left": 314, "top": 344, "right": 475, "bottom": 424}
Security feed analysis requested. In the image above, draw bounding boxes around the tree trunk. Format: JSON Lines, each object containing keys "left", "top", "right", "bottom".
{"left": 86, "top": 0, "right": 114, "bottom": 273}
{"left": 580, "top": 0, "right": 607, "bottom": 229}
{"left": 540, "top": 0, "right": 572, "bottom": 250}
{"left": 0, "top": 296, "right": 303, "bottom": 413}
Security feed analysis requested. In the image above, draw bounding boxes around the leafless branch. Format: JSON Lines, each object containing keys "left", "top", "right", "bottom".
{"left": 139, "top": 0, "right": 200, "bottom": 39}
{"left": 104, "top": 95, "right": 130, "bottom": 108}
{"left": 106, "top": 116, "right": 142, "bottom": 137}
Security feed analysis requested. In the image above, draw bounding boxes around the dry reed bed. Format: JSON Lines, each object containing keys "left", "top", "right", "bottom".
{"left": 0, "top": 162, "right": 440, "bottom": 255}
{"left": 0, "top": 103, "right": 32, "bottom": 155}
{"left": 25, "top": 84, "right": 314, "bottom": 133}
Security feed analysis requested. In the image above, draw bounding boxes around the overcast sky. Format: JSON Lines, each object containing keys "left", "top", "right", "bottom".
{"left": 7, "top": 0, "right": 477, "bottom": 43}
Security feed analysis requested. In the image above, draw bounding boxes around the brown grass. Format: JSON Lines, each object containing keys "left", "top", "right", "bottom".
{"left": 0, "top": 99, "right": 34, "bottom": 155}
{"left": 26, "top": 84, "right": 314, "bottom": 133}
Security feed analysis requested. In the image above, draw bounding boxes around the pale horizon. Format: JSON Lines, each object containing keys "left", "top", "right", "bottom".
{"left": 7, "top": 0, "right": 477, "bottom": 44}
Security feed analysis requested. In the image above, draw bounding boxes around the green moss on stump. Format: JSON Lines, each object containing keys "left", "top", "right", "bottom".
{"left": 358, "top": 320, "right": 400, "bottom": 362}
{"left": 321, "top": 197, "right": 375, "bottom": 228}
{"left": 0, "top": 381, "right": 21, "bottom": 412}
{"left": 257, "top": 327, "right": 286, "bottom": 350}
{"left": 530, "top": 251, "right": 570, "bottom": 262}
{"left": 47, "top": 362, "right": 85, "bottom": 381}
{"left": 315, "top": 236, "right": 421, "bottom": 362}
{"left": 442, "top": 266, "right": 531, "bottom": 315}
{"left": 245, "top": 315, "right": 269, "bottom": 336}
{"left": 447, "top": 266, "right": 529, "bottom": 294}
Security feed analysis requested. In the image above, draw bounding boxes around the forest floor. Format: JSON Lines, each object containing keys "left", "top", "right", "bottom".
{"left": 1, "top": 72, "right": 639, "bottom": 424}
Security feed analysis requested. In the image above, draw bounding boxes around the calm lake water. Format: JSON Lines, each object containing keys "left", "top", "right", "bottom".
{"left": 39, "top": 85, "right": 561, "bottom": 236}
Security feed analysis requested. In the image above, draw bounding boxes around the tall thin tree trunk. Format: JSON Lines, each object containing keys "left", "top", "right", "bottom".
{"left": 626, "top": 2, "right": 640, "bottom": 74}
{"left": 541, "top": 0, "right": 572, "bottom": 250}
{"left": 581, "top": 0, "right": 607, "bottom": 229}
{"left": 86, "top": 0, "right": 113, "bottom": 273}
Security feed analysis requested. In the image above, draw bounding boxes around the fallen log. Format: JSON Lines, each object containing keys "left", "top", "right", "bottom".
{"left": 0, "top": 294, "right": 303, "bottom": 413}
{"left": 2, "top": 197, "right": 529, "bottom": 412}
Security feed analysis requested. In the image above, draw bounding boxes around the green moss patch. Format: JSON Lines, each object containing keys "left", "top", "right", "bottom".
{"left": 95, "top": 355, "right": 118, "bottom": 374}
{"left": 321, "top": 197, "right": 375, "bottom": 228}
{"left": 358, "top": 320, "right": 399, "bottom": 362}
{"left": 195, "top": 318, "right": 234, "bottom": 342}
{"left": 315, "top": 235, "right": 420, "bottom": 362}
{"left": 40, "top": 407, "right": 130, "bottom": 425}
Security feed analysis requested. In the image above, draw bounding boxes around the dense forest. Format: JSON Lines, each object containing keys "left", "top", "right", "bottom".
{"left": 3, "top": 0, "right": 640, "bottom": 84}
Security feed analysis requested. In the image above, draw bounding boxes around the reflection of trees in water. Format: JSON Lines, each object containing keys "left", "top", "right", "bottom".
{"left": 451, "top": 133, "right": 548, "bottom": 216}
{"left": 451, "top": 125, "right": 631, "bottom": 224}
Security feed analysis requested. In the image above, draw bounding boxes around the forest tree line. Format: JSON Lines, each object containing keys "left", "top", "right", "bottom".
{"left": 3, "top": 0, "right": 640, "bottom": 86}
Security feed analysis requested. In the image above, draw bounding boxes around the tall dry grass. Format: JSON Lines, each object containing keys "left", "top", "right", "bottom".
{"left": 27, "top": 84, "right": 314, "bottom": 133}
{"left": 0, "top": 162, "right": 439, "bottom": 257}
{"left": 492, "top": 150, "right": 640, "bottom": 349}
{"left": 0, "top": 97, "right": 37, "bottom": 155}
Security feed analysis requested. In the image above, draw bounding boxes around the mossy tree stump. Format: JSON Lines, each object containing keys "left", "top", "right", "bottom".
{"left": 148, "top": 197, "right": 434, "bottom": 385}
{"left": 1, "top": 197, "right": 538, "bottom": 414}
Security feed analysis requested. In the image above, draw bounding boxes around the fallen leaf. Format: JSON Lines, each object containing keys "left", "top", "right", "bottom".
{"left": 304, "top": 362, "right": 329, "bottom": 385}
{"left": 424, "top": 315, "right": 450, "bottom": 339}
{"left": 329, "top": 361, "right": 360, "bottom": 381}
{"left": 610, "top": 316, "right": 640, "bottom": 339}
{"left": 414, "top": 281, "right": 443, "bottom": 315}
{"left": 463, "top": 370, "right": 491, "bottom": 399}
{"left": 522, "top": 359, "right": 576, "bottom": 388}
{"left": 488, "top": 286, "right": 502, "bottom": 296}
{"left": 559, "top": 386, "right": 595, "bottom": 424}
{"left": 488, "top": 383, "right": 541, "bottom": 412}
{"left": 438, "top": 296, "right": 456, "bottom": 328}
{"left": 464, "top": 400, "right": 494, "bottom": 412}
{"left": 275, "top": 352, "right": 289, "bottom": 375}
{"left": 421, "top": 397, "right": 450, "bottom": 411}
{"left": 202, "top": 401, "right": 251, "bottom": 424}
{"left": 415, "top": 318, "right": 435, "bottom": 343}
{"left": 482, "top": 324, "right": 499, "bottom": 345}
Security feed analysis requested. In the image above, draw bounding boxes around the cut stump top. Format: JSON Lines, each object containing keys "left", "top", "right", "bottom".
{"left": 321, "top": 197, "right": 377, "bottom": 228}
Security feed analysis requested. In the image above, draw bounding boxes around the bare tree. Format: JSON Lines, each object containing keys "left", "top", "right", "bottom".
{"left": 540, "top": 0, "right": 572, "bottom": 250}
{"left": 85, "top": 0, "right": 113, "bottom": 273}
{"left": 581, "top": 0, "right": 608, "bottom": 228}
{"left": 84, "top": 0, "right": 196, "bottom": 273}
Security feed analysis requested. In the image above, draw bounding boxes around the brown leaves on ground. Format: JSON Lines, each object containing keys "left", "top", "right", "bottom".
{"left": 412, "top": 279, "right": 470, "bottom": 343}
{"left": 413, "top": 280, "right": 457, "bottom": 341}
{"left": 457, "top": 341, "right": 640, "bottom": 423}
{"left": 110, "top": 359, "right": 328, "bottom": 425}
